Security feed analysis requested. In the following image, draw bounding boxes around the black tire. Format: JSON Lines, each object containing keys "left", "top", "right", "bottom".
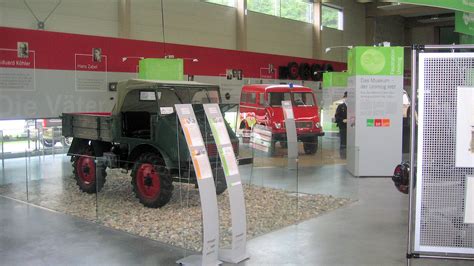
{"left": 310, "top": 64, "right": 323, "bottom": 81}
{"left": 287, "top": 62, "right": 299, "bottom": 80}
{"left": 323, "top": 63, "right": 334, "bottom": 72}
{"left": 72, "top": 146, "right": 106, "bottom": 193}
{"left": 131, "top": 153, "right": 173, "bottom": 208}
{"left": 43, "top": 139, "right": 54, "bottom": 148}
{"left": 303, "top": 137, "right": 318, "bottom": 155}
{"left": 298, "top": 63, "right": 311, "bottom": 80}
{"left": 214, "top": 168, "right": 227, "bottom": 195}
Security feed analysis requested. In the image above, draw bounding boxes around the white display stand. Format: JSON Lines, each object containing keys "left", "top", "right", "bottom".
{"left": 175, "top": 104, "right": 222, "bottom": 266}
{"left": 346, "top": 46, "right": 404, "bottom": 177}
{"left": 282, "top": 100, "right": 298, "bottom": 170}
{"left": 203, "top": 104, "right": 249, "bottom": 263}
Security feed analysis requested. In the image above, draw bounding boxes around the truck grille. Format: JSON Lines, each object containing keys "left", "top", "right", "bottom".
{"left": 296, "top": 121, "right": 313, "bottom": 129}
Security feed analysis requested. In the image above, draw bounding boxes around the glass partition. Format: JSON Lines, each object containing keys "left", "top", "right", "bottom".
{"left": 0, "top": 105, "right": 358, "bottom": 261}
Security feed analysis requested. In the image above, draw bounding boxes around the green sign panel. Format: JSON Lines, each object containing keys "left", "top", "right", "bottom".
{"left": 461, "top": 33, "right": 474, "bottom": 44}
{"left": 347, "top": 46, "right": 404, "bottom": 76}
{"left": 387, "top": 0, "right": 474, "bottom": 13}
{"left": 138, "top": 58, "right": 184, "bottom": 81}
{"left": 456, "top": 11, "right": 474, "bottom": 36}
{"left": 323, "top": 72, "right": 348, "bottom": 88}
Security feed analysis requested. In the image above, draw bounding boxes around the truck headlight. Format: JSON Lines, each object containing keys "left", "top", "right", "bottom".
{"left": 315, "top": 122, "right": 321, "bottom": 128}
{"left": 274, "top": 122, "right": 281, "bottom": 129}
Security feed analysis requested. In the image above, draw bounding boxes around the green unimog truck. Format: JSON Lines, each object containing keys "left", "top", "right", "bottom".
{"left": 62, "top": 79, "right": 240, "bottom": 208}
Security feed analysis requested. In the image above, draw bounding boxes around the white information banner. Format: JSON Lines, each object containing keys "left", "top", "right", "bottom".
{"left": 456, "top": 87, "right": 474, "bottom": 167}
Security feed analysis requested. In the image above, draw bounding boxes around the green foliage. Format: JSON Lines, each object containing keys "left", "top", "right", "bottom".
{"left": 281, "top": 0, "right": 311, "bottom": 22}
{"left": 247, "top": 0, "right": 278, "bottom": 16}
{"left": 322, "top": 5, "right": 340, "bottom": 29}
{"left": 248, "top": 0, "right": 312, "bottom": 22}
{"left": 205, "top": 0, "right": 236, "bottom": 7}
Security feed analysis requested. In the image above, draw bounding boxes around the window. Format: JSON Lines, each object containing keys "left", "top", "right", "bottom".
{"left": 280, "top": 0, "right": 312, "bottom": 23}
{"left": 269, "top": 92, "right": 291, "bottom": 107}
{"left": 240, "top": 92, "right": 247, "bottom": 103}
{"left": 204, "top": 0, "right": 236, "bottom": 7}
{"left": 247, "top": 0, "right": 313, "bottom": 23}
{"left": 247, "top": 0, "right": 279, "bottom": 16}
{"left": 322, "top": 4, "right": 343, "bottom": 30}
{"left": 259, "top": 93, "right": 265, "bottom": 106}
{"left": 248, "top": 92, "right": 257, "bottom": 104}
{"left": 292, "top": 92, "right": 315, "bottom": 106}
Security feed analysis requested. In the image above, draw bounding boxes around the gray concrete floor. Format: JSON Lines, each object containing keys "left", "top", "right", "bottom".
{"left": 0, "top": 145, "right": 473, "bottom": 265}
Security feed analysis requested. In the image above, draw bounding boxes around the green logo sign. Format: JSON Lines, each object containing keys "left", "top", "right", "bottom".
{"left": 456, "top": 11, "right": 474, "bottom": 36}
{"left": 349, "top": 46, "right": 404, "bottom": 76}
{"left": 360, "top": 49, "right": 386, "bottom": 75}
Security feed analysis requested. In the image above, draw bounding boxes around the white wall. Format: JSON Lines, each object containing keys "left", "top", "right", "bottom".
{"left": 247, "top": 11, "right": 314, "bottom": 58}
{"left": 0, "top": 0, "right": 119, "bottom": 37}
{"left": 131, "top": 0, "right": 237, "bottom": 50}
{"left": 0, "top": 0, "right": 370, "bottom": 62}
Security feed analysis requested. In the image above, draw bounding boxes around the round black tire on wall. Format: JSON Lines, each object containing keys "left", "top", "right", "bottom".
{"left": 311, "top": 63, "right": 323, "bottom": 81}
{"left": 299, "top": 63, "right": 311, "bottom": 80}
{"left": 131, "top": 153, "right": 173, "bottom": 208}
{"left": 287, "top": 62, "right": 299, "bottom": 80}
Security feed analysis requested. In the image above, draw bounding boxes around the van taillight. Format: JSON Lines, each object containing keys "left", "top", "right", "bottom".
{"left": 42, "top": 119, "right": 47, "bottom": 128}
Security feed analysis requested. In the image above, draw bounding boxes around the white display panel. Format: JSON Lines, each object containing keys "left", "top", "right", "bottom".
{"left": 456, "top": 87, "right": 474, "bottom": 167}
{"left": 415, "top": 52, "right": 474, "bottom": 254}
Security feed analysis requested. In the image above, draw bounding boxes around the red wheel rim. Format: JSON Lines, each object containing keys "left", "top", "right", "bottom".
{"left": 137, "top": 163, "right": 161, "bottom": 200}
{"left": 77, "top": 156, "right": 96, "bottom": 185}
{"left": 291, "top": 67, "right": 298, "bottom": 75}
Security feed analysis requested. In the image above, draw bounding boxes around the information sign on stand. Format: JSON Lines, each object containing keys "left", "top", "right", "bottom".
{"left": 175, "top": 104, "right": 222, "bottom": 266}
{"left": 203, "top": 104, "right": 250, "bottom": 263}
{"left": 346, "top": 46, "right": 404, "bottom": 176}
{"left": 282, "top": 100, "right": 298, "bottom": 170}
{"left": 251, "top": 125, "right": 272, "bottom": 153}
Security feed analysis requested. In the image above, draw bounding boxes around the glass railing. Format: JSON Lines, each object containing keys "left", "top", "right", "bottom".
{"left": 0, "top": 115, "right": 358, "bottom": 262}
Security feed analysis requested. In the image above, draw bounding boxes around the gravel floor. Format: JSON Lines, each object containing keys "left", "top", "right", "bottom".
{"left": 0, "top": 169, "right": 353, "bottom": 251}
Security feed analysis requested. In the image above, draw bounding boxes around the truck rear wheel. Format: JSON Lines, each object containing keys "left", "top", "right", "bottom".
{"left": 131, "top": 153, "right": 173, "bottom": 208}
{"left": 303, "top": 137, "right": 318, "bottom": 155}
{"left": 72, "top": 146, "right": 106, "bottom": 193}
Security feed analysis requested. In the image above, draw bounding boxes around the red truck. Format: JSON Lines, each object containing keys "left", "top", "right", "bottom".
{"left": 239, "top": 84, "right": 324, "bottom": 154}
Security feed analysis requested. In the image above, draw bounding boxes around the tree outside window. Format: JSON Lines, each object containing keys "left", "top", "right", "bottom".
{"left": 205, "top": 0, "right": 236, "bottom": 7}
{"left": 322, "top": 4, "right": 343, "bottom": 30}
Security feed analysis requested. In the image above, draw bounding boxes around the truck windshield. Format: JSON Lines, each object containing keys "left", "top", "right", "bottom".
{"left": 268, "top": 92, "right": 315, "bottom": 107}
{"left": 269, "top": 92, "right": 291, "bottom": 107}
{"left": 292, "top": 92, "right": 315, "bottom": 106}
{"left": 158, "top": 87, "right": 220, "bottom": 107}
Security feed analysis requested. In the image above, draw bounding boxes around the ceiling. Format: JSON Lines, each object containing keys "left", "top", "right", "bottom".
{"left": 358, "top": 1, "right": 455, "bottom": 26}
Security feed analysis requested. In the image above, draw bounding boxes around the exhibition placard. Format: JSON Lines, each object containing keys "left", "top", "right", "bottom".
{"left": 203, "top": 104, "right": 249, "bottom": 263}
{"left": 346, "top": 46, "right": 404, "bottom": 176}
{"left": 175, "top": 104, "right": 221, "bottom": 266}
{"left": 455, "top": 87, "right": 474, "bottom": 167}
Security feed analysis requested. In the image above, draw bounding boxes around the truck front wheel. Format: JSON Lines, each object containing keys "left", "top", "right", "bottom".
{"left": 303, "top": 137, "right": 318, "bottom": 155}
{"left": 72, "top": 146, "right": 106, "bottom": 193}
{"left": 131, "top": 153, "right": 173, "bottom": 208}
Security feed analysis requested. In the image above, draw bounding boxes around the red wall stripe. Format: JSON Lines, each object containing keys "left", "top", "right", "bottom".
{"left": 0, "top": 26, "right": 346, "bottom": 78}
